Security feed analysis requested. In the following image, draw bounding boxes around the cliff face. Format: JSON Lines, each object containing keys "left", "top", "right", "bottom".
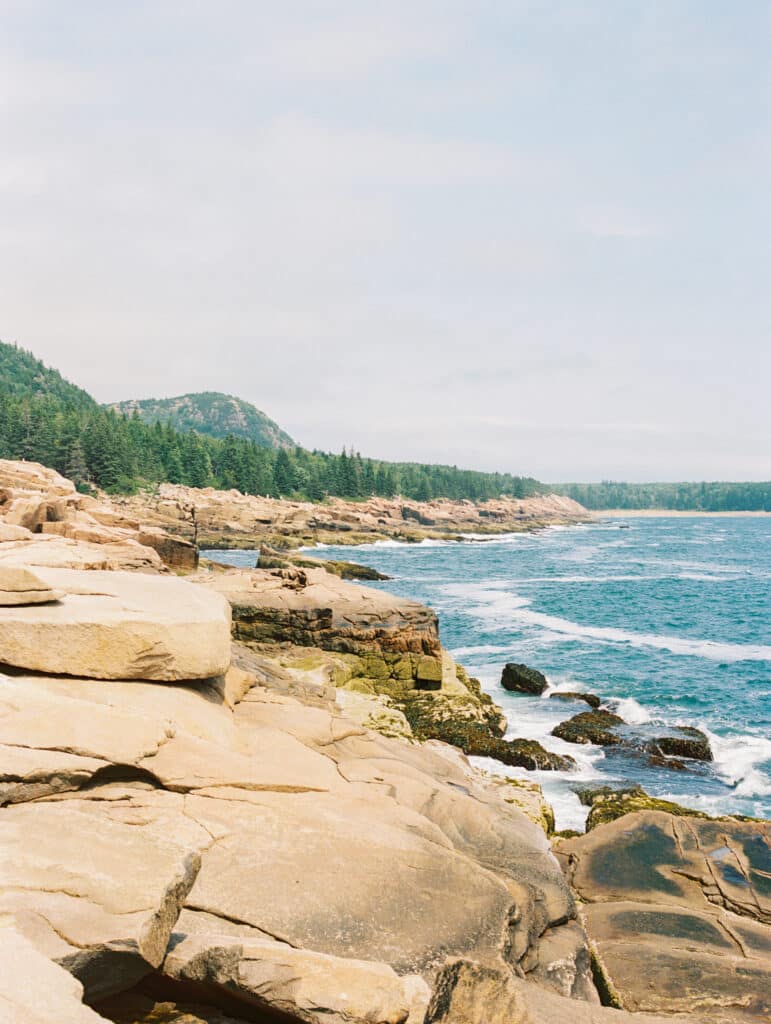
{"left": 0, "top": 460, "right": 768, "bottom": 1024}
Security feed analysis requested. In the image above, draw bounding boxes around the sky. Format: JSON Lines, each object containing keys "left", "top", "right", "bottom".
{"left": 1, "top": 2, "right": 769, "bottom": 482}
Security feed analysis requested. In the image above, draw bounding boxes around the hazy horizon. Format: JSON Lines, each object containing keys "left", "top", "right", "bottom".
{"left": 2, "top": 3, "right": 769, "bottom": 482}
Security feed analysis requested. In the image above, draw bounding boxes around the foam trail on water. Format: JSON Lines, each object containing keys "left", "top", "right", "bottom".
{"left": 451, "top": 584, "right": 771, "bottom": 663}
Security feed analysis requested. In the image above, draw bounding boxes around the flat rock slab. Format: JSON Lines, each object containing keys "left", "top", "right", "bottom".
{"left": 0, "top": 568, "right": 231, "bottom": 680}
{"left": 0, "top": 926, "right": 111, "bottom": 1023}
{"left": 0, "top": 795, "right": 209, "bottom": 1001}
{"left": 557, "top": 811, "right": 771, "bottom": 1020}
{"left": 0, "top": 565, "right": 64, "bottom": 606}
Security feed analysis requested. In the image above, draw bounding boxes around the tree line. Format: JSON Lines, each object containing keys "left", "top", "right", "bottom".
{"left": 554, "top": 481, "right": 771, "bottom": 512}
{"left": 0, "top": 392, "right": 543, "bottom": 502}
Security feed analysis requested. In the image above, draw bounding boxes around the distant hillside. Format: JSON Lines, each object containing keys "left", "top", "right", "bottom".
{"left": 0, "top": 340, "right": 96, "bottom": 409}
{"left": 110, "top": 392, "right": 294, "bottom": 449}
{"left": 553, "top": 480, "right": 771, "bottom": 512}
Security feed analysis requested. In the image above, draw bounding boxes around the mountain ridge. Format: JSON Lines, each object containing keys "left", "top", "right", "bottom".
{"left": 108, "top": 391, "right": 295, "bottom": 449}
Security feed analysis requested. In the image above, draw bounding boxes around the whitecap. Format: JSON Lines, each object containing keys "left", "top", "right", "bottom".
{"left": 606, "top": 697, "right": 651, "bottom": 725}
{"left": 707, "top": 730, "right": 771, "bottom": 795}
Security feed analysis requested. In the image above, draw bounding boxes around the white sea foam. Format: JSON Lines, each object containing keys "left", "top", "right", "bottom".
{"left": 606, "top": 697, "right": 651, "bottom": 724}
{"left": 707, "top": 730, "right": 771, "bottom": 797}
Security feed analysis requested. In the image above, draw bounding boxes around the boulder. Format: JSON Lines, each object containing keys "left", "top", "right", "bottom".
{"left": 501, "top": 662, "right": 549, "bottom": 695}
{"left": 647, "top": 726, "right": 713, "bottom": 762}
{"left": 138, "top": 527, "right": 199, "bottom": 571}
{"left": 0, "top": 565, "right": 64, "bottom": 606}
{"left": 552, "top": 710, "right": 624, "bottom": 746}
{"left": 0, "top": 568, "right": 231, "bottom": 680}
{"left": 161, "top": 909, "right": 430, "bottom": 1024}
{"left": 556, "top": 811, "right": 771, "bottom": 1019}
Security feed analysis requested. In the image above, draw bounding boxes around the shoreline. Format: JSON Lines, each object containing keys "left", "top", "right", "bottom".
{"left": 594, "top": 508, "right": 771, "bottom": 518}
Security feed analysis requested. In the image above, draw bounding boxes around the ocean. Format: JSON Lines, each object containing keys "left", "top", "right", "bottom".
{"left": 206, "top": 516, "right": 771, "bottom": 831}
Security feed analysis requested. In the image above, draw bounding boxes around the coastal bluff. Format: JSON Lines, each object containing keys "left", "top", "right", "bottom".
{"left": 0, "top": 459, "right": 768, "bottom": 1023}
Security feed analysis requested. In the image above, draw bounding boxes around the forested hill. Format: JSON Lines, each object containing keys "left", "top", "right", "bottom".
{"left": 0, "top": 340, "right": 543, "bottom": 501}
{"left": 110, "top": 393, "right": 294, "bottom": 449}
{"left": 0, "top": 342, "right": 95, "bottom": 410}
{"left": 554, "top": 481, "right": 771, "bottom": 512}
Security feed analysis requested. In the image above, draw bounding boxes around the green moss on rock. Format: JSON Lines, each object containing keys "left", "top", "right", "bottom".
{"left": 552, "top": 710, "right": 624, "bottom": 746}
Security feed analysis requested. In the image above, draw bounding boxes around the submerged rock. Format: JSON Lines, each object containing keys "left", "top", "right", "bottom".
{"left": 549, "top": 691, "right": 601, "bottom": 709}
{"left": 552, "top": 710, "right": 625, "bottom": 746}
{"left": 501, "top": 662, "right": 549, "bottom": 695}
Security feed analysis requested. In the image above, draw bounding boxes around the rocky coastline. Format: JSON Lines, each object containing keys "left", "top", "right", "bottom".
{"left": 0, "top": 460, "right": 768, "bottom": 1023}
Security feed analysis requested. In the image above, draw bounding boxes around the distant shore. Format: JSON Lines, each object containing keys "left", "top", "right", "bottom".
{"left": 594, "top": 508, "right": 771, "bottom": 518}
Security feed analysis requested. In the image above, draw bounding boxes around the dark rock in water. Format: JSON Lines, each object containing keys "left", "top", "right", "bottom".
{"left": 647, "top": 753, "right": 689, "bottom": 771}
{"left": 258, "top": 545, "right": 391, "bottom": 581}
{"left": 403, "top": 705, "right": 575, "bottom": 771}
{"left": 500, "top": 662, "right": 548, "bottom": 695}
{"left": 502, "top": 738, "right": 576, "bottom": 771}
{"left": 552, "top": 710, "right": 624, "bottom": 746}
{"left": 647, "top": 726, "right": 713, "bottom": 762}
{"left": 548, "top": 691, "right": 601, "bottom": 709}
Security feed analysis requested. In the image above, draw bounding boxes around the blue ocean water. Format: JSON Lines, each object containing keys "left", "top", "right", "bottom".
{"left": 206, "top": 517, "right": 771, "bottom": 830}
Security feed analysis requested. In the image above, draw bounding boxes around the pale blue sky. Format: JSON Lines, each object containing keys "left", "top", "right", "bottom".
{"left": 1, "top": 2, "right": 769, "bottom": 481}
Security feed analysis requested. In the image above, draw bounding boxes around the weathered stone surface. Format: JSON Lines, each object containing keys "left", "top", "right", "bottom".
{"left": 0, "top": 522, "right": 34, "bottom": 542}
{"left": 138, "top": 527, "right": 199, "bottom": 571}
{"left": 162, "top": 909, "right": 430, "bottom": 1024}
{"left": 493, "top": 776, "right": 556, "bottom": 835}
{"left": 0, "top": 795, "right": 207, "bottom": 1000}
{"left": 197, "top": 565, "right": 441, "bottom": 661}
{"left": 0, "top": 535, "right": 164, "bottom": 572}
{"left": 1, "top": 645, "right": 579, "bottom": 1012}
{"left": 501, "top": 662, "right": 549, "bottom": 695}
{"left": 0, "top": 925, "right": 111, "bottom": 1023}
{"left": 0, "top": 565, "right": 63, "bottom": 605}
{"left": 0, "top": 568, "right": 231, "bottom": 679}
{"left": 425, "top": 959, "right": 699, "bottom": 1024}
{"left": 336, "top": 689, "right": 413, "bottom": 740}
{"left": 556, "top": 811, "right": 771, "bottom": 1020}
